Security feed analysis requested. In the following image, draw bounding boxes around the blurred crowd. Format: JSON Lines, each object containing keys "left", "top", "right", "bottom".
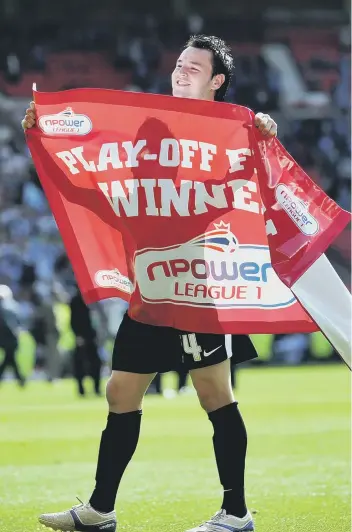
{"left": 0, "top": 12, "right": 350, "bottom": 389}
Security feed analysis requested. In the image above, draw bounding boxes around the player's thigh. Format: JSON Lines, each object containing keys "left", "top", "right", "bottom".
{"left": 190, "top": 358, "right": 234, "bottom": 412}
{"left": 179, "top": 331, "right": 233, "bottom": 412}
{"left": 106, "top": 370, "right": 156, "bottom": 413}
{"left": 109, "top": 312, "right": 180, "bottom": 412}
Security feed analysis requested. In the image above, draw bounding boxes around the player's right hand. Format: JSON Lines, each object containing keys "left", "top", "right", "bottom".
{"left": 21, "top": 101, "right": 36, "bottom": 130}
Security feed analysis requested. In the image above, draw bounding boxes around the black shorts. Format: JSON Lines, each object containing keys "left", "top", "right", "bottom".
{"left": 112, "top": 313, "right": 257, "bottom": 374}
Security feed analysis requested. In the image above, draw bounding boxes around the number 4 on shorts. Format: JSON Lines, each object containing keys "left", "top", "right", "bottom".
{"left": 182, "top": 333, "right": 202, "bottom": 362}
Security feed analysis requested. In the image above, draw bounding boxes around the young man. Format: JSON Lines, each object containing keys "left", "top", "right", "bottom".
{"left": 22, "top": 35, "right": 277, "bottom": 532}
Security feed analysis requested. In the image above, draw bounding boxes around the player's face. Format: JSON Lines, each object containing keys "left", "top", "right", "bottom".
{"left": 172, "top": 46, "right": 223, "bottom": 101}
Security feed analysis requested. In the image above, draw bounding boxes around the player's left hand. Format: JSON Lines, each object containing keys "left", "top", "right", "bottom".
{"left": 254, "top": 112, "right": 277, "bottom": 137}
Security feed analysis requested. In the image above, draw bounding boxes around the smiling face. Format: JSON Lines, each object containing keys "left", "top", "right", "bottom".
{"left": 171, "top": 46, "right": 225, "bottom": 101}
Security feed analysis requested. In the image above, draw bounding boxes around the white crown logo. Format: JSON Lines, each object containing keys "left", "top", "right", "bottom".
{"left": 214, "top": 221, "right": 230, "bottom": 231}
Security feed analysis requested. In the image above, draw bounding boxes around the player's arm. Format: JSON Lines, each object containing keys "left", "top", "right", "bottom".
{"left": 254, "top": 112, "right": 277, "bottom": 137}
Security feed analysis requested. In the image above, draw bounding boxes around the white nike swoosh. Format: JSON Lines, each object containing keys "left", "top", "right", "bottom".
{"left": 203, "top": 345, "right": 222, "bottom": 357}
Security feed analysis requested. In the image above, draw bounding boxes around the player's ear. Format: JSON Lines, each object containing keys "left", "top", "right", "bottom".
{"left": 211, "top": 73, "right": 225, "bottom": 91}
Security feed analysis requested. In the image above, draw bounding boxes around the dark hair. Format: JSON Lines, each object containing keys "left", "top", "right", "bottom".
{"left": 184, "top": 34, "right": 234, "bottom": 102}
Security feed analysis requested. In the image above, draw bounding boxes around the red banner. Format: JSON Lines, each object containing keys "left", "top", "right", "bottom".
{"left": 253, "top": 135, "right": 350, "bottom": 287}
{"left": 26, "top": 88, "right": 350, "bottom": 335}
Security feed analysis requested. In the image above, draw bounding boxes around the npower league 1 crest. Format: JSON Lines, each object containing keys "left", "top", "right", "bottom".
{"left": 134, "top": 221, "right": 296, "bottom": 309}
{"left": 38, "top": 107, "right": 92, "bottom": 135}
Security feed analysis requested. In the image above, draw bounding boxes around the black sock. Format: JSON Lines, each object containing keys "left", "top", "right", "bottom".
{"left": 208, "top": 402, "right": 247, "bottom": 518}
{"left": 89, "top": 410, "right": 142, "bottom": 513}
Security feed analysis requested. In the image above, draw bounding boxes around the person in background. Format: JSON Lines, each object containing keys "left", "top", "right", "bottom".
{"left": 70, "top": 287, "right": 102, "bottom": 397}
{"left": 0, "top": 285, "right": 25, "bottom": 387}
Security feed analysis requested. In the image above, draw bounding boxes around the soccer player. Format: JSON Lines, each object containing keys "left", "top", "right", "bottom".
{"left": 22, "top": 35, "right": 277, "bottom": 532}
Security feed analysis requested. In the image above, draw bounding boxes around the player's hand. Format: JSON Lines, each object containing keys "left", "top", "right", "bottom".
{"left": 21, "top": 101, "right": 36, "bottom": 130}
{"left": 254, "top": 112, "right": 277, "bottom": 137}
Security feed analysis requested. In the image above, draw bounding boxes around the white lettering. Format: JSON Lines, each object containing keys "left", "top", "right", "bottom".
{"left": 97, "top": 143, "right": 123, "bottom": 171}
{"left": 265, "top": 219, "right": 278, "bottom": 236}
{"left": 199, "top": 142, "right": 217, "bottom": 171}
{"left": 97, "top": 178, "right": 264, "bottom": 218}
{"left": 193, "top": 182, "right": 227, "bottom": 214}
{"left": 56, "top": 150, "right": 79, "bottom": 174}
{"left": 98, "top": 179, "right": 139, "bottom": 216}
{"left": 180, "top": 139, "right": 198, "bottom": 168}
{"left": 159, "top": 139, "right": 180, "bottom": 167}
{"left": 140, "top": 179, "right": 159, "bottom": 216}
{"left": 226, "top": 148, "right": 251, "bottom": 173}
{"left": 228, "top": 179, "right": 259, "bottom": 214}
{"left": 158, "top": 179, "right": 191, "bottom": 216}
{"left": 71, "top": 146, "right": 96, "bottom": 172}
{"left": 262, "top": 205, "right": 278, "bottom": 236}
{"left": 122, "top": 140, "right": 147, "bottom": 168}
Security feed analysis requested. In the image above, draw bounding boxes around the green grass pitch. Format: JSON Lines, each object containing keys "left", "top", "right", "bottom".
{"left": 0, "top": 365, "right": 350, "bottom": 532}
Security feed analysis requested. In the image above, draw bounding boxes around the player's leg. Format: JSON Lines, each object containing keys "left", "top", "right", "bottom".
{"left": 182, "top": 333, "right": 256, "bottom": 532}
{"left": 38, "top": 313, "right": 172, "bottom": 532}
{"left": 88, "top": 369, "right": 156, "bottom": 512}
{"left": 191, "top": 359, "right": 249, "bottom": 517}
{"left": 38, "top": 368, "right": 155, "bottom": 532}
{"left": 89, "top": 316, "right": 179, "bottom": 512}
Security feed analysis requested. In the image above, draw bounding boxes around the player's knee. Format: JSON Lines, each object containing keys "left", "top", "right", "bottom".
{"left": 106, "top": 376, "right": 141, "bottom": 413}
{"left": 196, "top": 381, "right": 234, "bottom": 412}
{"left": 106, "top": 378, "right": 121, "bottom": 409}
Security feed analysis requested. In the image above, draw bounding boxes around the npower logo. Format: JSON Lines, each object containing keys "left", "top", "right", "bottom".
{"left": 94, "top": 268, "right": 132, "bottom": 294}
{"left": 275, "top": 184, "right": 319, "bottom": 236}
{"left": 134, "top": 222, "right": 296, "bottom": 309}
{"left": 38, "top": 107, "right": 92, "bottom": 135}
